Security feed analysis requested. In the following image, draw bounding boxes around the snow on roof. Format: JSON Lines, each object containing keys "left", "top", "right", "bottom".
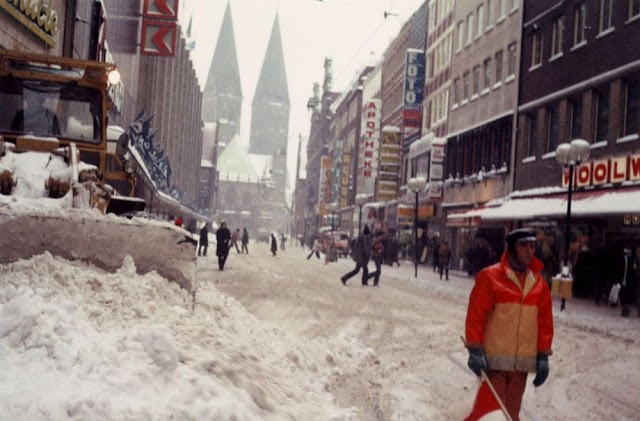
{"left": 216, "top": 135, "right": 259, "bottom": 180}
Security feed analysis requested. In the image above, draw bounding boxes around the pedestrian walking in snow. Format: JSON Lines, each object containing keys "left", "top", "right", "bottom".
{"left": 341, "top": 225, "right": 372, "bottom": 286}
{"left": 270, "top": 233, "right": 278, "bottom": 257}
{"left": 464, "top": 228, "right": 554, "bottom": 421}
{"left": 241, "top": 228, "right": 249, "bottom": 254}
{"left": 307, "top": 237, "right": 322, "bottom": 260}
{"left": 198, "top": 223, "right": 208, "bottom": 256}
{"left": 230, "top": 228, "right": 241, "bottom": 253}
{"left": 438, "top": 241, "right": 452, "bottom": 280}
{"left": 365, "top": 230, "right": 385, "bottom": 286}
{"left": 215, "top": 221, "right": 231, "bottom": 270}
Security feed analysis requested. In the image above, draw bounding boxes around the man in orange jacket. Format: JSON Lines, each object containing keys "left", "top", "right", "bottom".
{"left": 464, "top": 228, "right": 554, "bottom": 421}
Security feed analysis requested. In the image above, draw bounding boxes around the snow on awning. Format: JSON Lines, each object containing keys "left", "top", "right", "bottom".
{"left": 447, "top": 188, "right": 640, "bottom": 222}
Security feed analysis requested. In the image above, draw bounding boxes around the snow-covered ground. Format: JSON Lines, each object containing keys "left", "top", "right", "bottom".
{"left": 1, "top": 151, "right": 639, "bottom": 419}
{"left": 2, "top": 234, "right": 640, "bottom": 419}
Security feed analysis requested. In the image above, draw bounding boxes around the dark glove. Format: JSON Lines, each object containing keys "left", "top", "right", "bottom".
{"left": 467, "top": 347, "right": 487, "bottom": 377}
{"left": 532, "top": 354, "right": 549, "bottom": 387}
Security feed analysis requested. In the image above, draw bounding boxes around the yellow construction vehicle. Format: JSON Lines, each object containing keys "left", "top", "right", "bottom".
{"left": 0, "top": 50, "right": 198, "bottom": 292}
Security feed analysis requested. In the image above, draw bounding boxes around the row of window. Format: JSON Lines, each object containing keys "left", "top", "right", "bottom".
{"left": 523, "top": 79, "right": 640, "bottom": 158}
{"left": 530, "top": 1, "right": 640, "bottom": 69}
{"left": 451, "top": 43, "right": 516, "bottom": 107}
{"left": 455, "top": 0, "right": 520, "bottom": 53}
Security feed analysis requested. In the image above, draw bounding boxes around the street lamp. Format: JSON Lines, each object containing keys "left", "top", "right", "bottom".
{"left": 327, "top": 202, "right": 338, "bottom": 234}
{"left": 355, "top": 193, "right": 368, "bottom": 235}
{"left": 555, "top": 138, "right": 590, "bottom": 311}
{"left": 407, "top": 177, "right": 428, "bottom": 278}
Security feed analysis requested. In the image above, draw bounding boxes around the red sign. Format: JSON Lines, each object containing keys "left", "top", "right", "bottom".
{"left": 143, "top": 0, "right": 179, "bottom": 20}
{"left": 141, "top": 20, "right": 178, "bottom": 56}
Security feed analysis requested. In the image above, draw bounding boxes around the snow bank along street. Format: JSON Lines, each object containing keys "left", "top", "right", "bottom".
{"left": 1, "top": 240, "right": 639, "bottom": 420}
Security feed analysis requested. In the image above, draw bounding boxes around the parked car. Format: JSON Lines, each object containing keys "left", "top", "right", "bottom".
{"left": 319, "top": 230, "right": 351, "bottom": 258}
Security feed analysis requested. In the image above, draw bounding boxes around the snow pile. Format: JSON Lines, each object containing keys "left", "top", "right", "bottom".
{"left": 0, "top": 252, "right": 360, "bottom": 420}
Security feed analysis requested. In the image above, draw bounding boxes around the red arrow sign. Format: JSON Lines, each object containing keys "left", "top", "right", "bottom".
{"left": 141, "top": 20, "right": 177, "bottom": 56}
{"left": 143, "top": 0, "right": 179, "bottom": 20}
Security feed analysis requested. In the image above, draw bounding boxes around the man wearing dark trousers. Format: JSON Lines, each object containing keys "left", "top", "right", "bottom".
{"left": 215, "top": 221, "right": 231, "bottom": 270}
{"left": 341, "top": 225, "right": 372, "bottom": 286}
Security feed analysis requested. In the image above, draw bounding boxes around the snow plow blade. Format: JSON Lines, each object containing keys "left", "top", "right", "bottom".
{"left": 0, "top": 209, "right": 198, "bottom": 292}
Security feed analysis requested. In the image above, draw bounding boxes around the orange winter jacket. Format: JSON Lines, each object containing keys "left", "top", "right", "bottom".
{"left": 465, "top": 252, "right": 554, "bottom": 372}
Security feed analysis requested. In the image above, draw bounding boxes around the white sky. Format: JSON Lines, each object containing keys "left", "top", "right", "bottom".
{"left": 179, "top": 0, "right": 426, "bottom": 198}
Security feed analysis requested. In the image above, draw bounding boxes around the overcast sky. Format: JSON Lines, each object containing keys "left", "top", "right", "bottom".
{"left": 179, "top": 0, "right": 426, "bottom": 199}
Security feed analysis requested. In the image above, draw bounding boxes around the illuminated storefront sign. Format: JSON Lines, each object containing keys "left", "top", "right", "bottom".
{"left": 562, "top": 153, "right": 640, "bottom": 188}
{"left": 402, "top": 49, "right": 424, "bottom": 139}
{"left": 376, "top": 127, "right": 401, "bottom": 202}
{"left": 359, "top": 99, "right": 381, "bottom": 179}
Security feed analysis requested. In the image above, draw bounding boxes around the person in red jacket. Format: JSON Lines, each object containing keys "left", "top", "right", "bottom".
{"left": 464, "top": 227, "right": 554, "bottom": 421}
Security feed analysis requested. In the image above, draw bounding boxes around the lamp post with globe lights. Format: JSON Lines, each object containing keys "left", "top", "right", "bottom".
{"left": 327, "top": 202, "right": 338, "bottom": 234}
{"left": 555, "top": 138, "right": 590, "bottom": 311}
{"left": 355, "top": 193, "right": 368, "bottom": 235}
{"left": 407, "top": 177, "right": 428, "bottom": 278}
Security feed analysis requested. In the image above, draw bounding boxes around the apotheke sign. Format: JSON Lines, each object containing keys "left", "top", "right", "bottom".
{"left": 1, "top": 0, "right": 59, "bottom": 48}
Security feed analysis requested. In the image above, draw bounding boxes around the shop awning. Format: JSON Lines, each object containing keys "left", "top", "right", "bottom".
{"left": 447, "top": 188, "right": 640, "bottom": 223}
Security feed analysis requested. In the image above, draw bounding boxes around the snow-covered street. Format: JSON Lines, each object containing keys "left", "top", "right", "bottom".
{"left": 2, "top": 238, "right": 639, "bottom": 420}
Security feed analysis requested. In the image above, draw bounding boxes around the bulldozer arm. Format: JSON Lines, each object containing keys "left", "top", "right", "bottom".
{"left": 0, "top": 209, "right": 198, "bottom": 292}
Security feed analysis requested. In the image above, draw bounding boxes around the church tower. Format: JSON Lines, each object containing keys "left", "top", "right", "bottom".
{"left": 201, "top": 1, "right": 242, "bottom": 149}
{"left": 249, "top": 13, "right": 290, "bottom": 203}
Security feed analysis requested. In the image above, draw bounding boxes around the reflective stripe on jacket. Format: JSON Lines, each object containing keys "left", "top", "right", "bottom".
{"left": 465, "top": 252, "right": 554, "bottom": 372}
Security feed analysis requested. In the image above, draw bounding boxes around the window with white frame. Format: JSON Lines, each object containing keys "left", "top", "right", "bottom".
{"left": 498, "top": 0, "right": 506, "bottom": 19}
{"left": 487, "top": 0, "right": 495, "bottom": 28}
{"left": 573, "top": 3, "right": 587, "bottom": 46}
{"left": 551, "top": 16, "right": 564, "bottom": 58}
{"left": 429, "top": 1, "right": 436, "bottom": 30}
{"left": 507, "top": 42, "right": 517, "bottom": 76}
{"left": 546, "top": 104, "right": 560, "bottom": 152}
{"left": 463, "top": 71, "right": 470, "bottom": 100}
{"left": 477, "top": 4, "right": 484, "bottom": 38}
{"left": 570, "top": 97, "right": 583, "bottom": 139}
{"left": 467, "top": 13, "right": 474, "bottom": 45}
{"left": 484, "top": 57, "right": 492, "bottom": 90}
{"left": 453, "top": 77, "right": 460, "bottom": 105}
{"left": 630, "top": 0, "right": 640, "bottom": 19}
{"left": 457, "top": 20, "right": 465, "bottom": 52}
{"left": 599, "top": 0, "right": 613, "bottom": 33}
{"left": 595, "top": 86, "right": 610, "bottom": 141}
{"left": 624, "top": 79, "right": 640, "bottom": 136}
{"left": 473, "top": 65, "right": 481, "bottom": 96}
{"left": 511, "top": 0, "right": 519, "bottom": 12}
{"left": 495, "top": 50, "right": 503, "bottom": 83}
{"left": 532, "top": 30, "right": 543, "bottom": 67}
{"left": 526, "top": 112, "right": 537, "bottom": 157}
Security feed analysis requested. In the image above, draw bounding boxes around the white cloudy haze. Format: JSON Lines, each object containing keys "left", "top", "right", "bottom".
{"left": 180, "top": 0, "right": 426, "bottom": 199}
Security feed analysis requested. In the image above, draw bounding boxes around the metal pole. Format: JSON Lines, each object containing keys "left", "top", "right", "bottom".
{"left": 561, "top": 164, "right": 574, "bottom": 311}
{"left": 414, "top": 190, "right": 419, "bottom": 278}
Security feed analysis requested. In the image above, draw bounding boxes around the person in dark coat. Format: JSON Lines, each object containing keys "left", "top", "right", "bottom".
{"left": 241, "top": 228, "right": 249, "bottom": 254}
{"left": 384, "top": 231, "right": 400, "bottom": 267}
{"left": 620, "top": 247, "right": 639, "bottom": 317}
{"left": 198, "top": 223, "right": 209, "bottom": 256}
{"left": 270, "top": 233, "right": 278, "bottom": 256}
{"left": 365, "top": 230, "right": 385, "bottom": 286}
{"left": 341, "top": 225, "right": 372, "bottom": 286}
{"left": 215, "top": 221, "right": 231, "bottom": 270}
